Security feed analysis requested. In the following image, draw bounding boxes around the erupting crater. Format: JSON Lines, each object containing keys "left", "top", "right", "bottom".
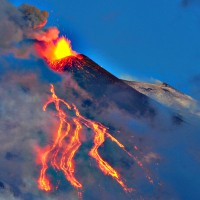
{"left": 35, "top": 36, "right": 82, "bottom": 71}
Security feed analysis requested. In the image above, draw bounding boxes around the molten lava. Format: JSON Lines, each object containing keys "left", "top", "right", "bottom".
{"left": 37, "top": 84, "right": 153, "bottom": 197}
{"left": 54, "top": 37, "right": 76, "bottom": 60}
{"left": 35, "top": 36, "right": 77, "bottom": 64}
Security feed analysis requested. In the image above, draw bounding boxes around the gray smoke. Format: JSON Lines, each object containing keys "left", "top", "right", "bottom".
{"left": 0, "top": 0, "right": 59, "bottom": 57}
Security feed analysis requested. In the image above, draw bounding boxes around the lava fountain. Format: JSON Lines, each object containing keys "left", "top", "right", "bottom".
{"left": 35, "top": 36, "right": 80, "bottom": 71}
{"left": 36, "top": 36, "right": 77, "bottom": 61}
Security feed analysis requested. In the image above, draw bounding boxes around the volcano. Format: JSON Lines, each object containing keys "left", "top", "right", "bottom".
{"left": 1, "top": 1, "right": 200, "bottom": 198}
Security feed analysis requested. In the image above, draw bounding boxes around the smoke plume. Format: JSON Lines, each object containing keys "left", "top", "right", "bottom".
{"left": 0, "top": 0, "right": 59, "bottom": 57}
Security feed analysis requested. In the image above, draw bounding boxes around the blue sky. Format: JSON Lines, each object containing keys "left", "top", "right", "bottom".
{"left": 10, "top": 0, "right": 200, "bottom": 97}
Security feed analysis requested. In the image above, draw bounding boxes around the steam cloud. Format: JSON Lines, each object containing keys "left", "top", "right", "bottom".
{"left": 0, "top": 0, "right": 59, "bottom": 58}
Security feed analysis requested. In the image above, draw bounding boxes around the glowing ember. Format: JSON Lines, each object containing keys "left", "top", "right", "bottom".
{"left": 37, "top": 84, "right": 153, "bottom": 196}
{"left": 35, "top": 37, "right": 77, "bottom": 63}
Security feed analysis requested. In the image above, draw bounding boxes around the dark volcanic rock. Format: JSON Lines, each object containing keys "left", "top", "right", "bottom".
{"left": 49, "top": 54, "right": 155, "bottom": 118}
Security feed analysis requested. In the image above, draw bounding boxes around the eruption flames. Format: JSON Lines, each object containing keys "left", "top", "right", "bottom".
{"left": 35, "top": 36, "right": 77, "bottom": 64}
{"left": 35, "top": 36, "right": 83, "bottom": 71}
{"left": 37, "top": 84, "right": 153, "bottom": 197}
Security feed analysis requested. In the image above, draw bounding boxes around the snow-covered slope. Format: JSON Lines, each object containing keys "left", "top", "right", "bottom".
{"left": 124, "top": 80, "right": 200, "bottom": 115}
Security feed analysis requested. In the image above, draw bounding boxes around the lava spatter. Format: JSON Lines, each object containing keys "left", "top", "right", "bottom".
{"left": 37, "top": 84, "right": 153, "bottom": 196}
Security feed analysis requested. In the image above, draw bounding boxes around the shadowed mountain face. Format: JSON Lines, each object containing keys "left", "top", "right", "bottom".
{"left": 48, "top": 54, "right": 155, "bottom": 118}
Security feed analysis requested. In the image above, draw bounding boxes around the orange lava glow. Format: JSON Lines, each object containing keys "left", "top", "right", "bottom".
{"left": 37, "top": 84, "right": 153, "bottom": 196}
{"left": 54, "top": 37, "right": 76, "bottom": 60}
{"left": 35, "top": 37, "right": 77, "bottom": 63}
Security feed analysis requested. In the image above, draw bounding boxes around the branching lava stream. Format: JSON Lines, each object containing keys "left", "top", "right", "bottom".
{"left": 37, "top": 84, "right": 153, "bottom": 197}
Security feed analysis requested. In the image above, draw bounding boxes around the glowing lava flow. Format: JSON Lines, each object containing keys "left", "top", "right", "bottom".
{"left": 38, "top": 84, "right": 153, "bottom": 194}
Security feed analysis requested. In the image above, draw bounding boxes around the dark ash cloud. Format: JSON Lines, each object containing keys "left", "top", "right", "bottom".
{"left": 0, "top": 0, "right": 59, "bottom": 58}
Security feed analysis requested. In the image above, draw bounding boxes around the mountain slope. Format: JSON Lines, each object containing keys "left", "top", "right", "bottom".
{"left": 124, "top": 80, "right": 200, "bottom": 115}
{"left": 48, "top": 54, "right": 156, "bottom": 118}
